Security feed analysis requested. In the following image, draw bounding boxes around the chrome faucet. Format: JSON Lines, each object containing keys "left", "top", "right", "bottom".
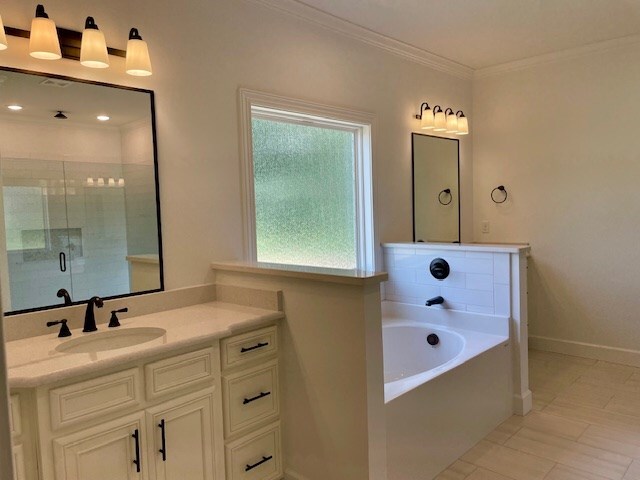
{"left": 83, "top": 296, "right": 104, "bottom": 332}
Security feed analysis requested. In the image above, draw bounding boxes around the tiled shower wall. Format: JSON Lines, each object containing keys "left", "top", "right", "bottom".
{"left": 382, "top": 245, "right": 511, "bottom": 316}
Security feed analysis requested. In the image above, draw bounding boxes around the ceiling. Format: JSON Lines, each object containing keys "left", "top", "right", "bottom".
{"left": 0, "top": 69, "right": 151, "bottom": 127}
{"left": 293, "top": 0, "right": 640, "bottom": 69}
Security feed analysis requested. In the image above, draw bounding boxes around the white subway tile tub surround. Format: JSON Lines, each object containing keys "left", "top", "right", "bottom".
{"left": 382, "top": 243, "right": 529, "bottom": 315}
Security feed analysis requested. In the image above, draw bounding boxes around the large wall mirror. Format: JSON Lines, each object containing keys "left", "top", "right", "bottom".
{"left": 412, "top": 133, "right": 460, "bottom": 243}
{"left": 0, "top": 68, "right": 163, "bottom": 315}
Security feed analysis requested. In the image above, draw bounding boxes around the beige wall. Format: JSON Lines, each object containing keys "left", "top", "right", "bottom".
{"left": 473, "top": 44, "right": 640, "bottom": 353}
{"left": 0, "top": 0, "right": 473, "bottom": 290}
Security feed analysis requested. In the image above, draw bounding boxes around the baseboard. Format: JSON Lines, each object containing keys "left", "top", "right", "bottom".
{"left": 284, "top": 469, "right": 312, "bottom": 480}
{"left": 513, "top": 390, "right": 532, "bottom": 416}
{"left": 530, "top": 335, "right": 640, "bottom": 367}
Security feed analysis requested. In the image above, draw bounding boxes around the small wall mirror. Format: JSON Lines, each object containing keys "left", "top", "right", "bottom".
{"left": 412, "top": 133, "right": 460, "bottom": 243}
{"left": 0, "top": 68, "right": 163, "bottom": 314}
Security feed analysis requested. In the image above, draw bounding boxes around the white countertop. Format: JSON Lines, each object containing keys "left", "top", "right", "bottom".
{"left": 6, "top": 301, "right": 283, "bottom": 388}
{"left": 211, "top": 261, "right": 388, "bottom": 286}
{"left": 382, "top": 242, "right": 530, "bottom": 254}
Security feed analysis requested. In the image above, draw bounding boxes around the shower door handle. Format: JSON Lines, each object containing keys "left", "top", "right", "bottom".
{"left": 59, "top": 252, "right": 67, "bottom": 272}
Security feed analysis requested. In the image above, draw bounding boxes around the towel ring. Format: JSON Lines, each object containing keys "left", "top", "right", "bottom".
{"left": 438, "top": 188, "right": 452, "bottom": 205}
{"left": 491, "top": 185, "right": 508, "bottom": 204}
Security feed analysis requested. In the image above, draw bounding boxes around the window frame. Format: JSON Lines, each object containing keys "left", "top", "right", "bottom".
{"left": 238, "top": 89, "right": 376, "bottom": 271}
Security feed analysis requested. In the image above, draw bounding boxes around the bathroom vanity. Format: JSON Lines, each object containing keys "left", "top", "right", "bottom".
{"left": 6, "top": 301, "right": 284, "bottom": 480}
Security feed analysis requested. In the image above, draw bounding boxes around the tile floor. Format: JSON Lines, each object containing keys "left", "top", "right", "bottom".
{"left": 435, "top": 350, "right": 640, "bottom": 480}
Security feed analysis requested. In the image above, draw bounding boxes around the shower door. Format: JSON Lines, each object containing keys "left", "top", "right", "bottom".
{"left": 0, "top": 158, "right": 73, "bottom": 312}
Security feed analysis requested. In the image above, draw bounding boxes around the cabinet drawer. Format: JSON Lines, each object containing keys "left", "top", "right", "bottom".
{"left": 145, "top": 347, "right": 215, "bottom": 399}
{"left": 12, "top": 444, "right": 25, "bottom": 480}
{"left": 223, "top": 360, "right": 279, "bottom": 438}
{"left": 221, "top": 326, "right": 278, "bottom": 370}
{"left": 49, "top": 368, "right": 141, "bottom": 430}
{"left": 225, "top": 422, "right": 282, "bottom": 480}
{"left": 9, "top": 394, "right": 21, "bottom": 437}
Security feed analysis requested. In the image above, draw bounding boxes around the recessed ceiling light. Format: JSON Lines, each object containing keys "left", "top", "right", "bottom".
{"left": 7, "top": 105, "right": 23, "bottom": 111}
{"left": 97, "top": 115, "right": 110, "bottom": 121}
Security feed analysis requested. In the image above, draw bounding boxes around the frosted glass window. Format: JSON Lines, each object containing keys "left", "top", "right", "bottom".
{"left": 251, "top": 117, "right": 357, "bottom": 269}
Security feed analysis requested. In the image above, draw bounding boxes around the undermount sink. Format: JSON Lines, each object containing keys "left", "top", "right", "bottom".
{"left": 55, "top": 327, "right": 167, "bottom": 354}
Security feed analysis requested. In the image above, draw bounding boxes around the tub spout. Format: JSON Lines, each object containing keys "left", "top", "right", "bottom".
{"left": 425, "top": 296, "right": 444, "bottom": 307}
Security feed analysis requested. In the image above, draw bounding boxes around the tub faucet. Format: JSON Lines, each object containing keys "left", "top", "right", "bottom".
{"left": 425, "top": 296, "right": 444, "bottom": 307}
{"left": 83, "top": 296, "right": 104, "bottom": 332}
{"left": 56, "top": 288, "right": 73, "bottom": 306}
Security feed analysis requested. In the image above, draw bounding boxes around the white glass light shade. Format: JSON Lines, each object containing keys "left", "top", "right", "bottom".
{"left": 456, "top": 116, "right": 469, "bottom": 135}
{"left": 433, "top": 110, "right": 447, "bottom": 131}
{"left": 0, "top": 14, "right": 8, "bottom": 50}
{"left": 118, "top": 178, "right": 125, "bottom": 187}
{"left": 97, "top": 177, "right": 105, "bottom": 186}
{"left": 126, "top": 37, "right": 152, "bottom": 76}
{"left": 29, "top": 17, "right": 61, "bottom": 60}
{"left": 81, "top": 27, "right": 109, "bottom": 68}
{"left": 86, "top": 177, "right": 94, "bottom": 186}
{"left": 420, "top": 109, "right": 435, "bottom": 129}
{"left": 446, "top": 113, "right": 458, "bottom": 133}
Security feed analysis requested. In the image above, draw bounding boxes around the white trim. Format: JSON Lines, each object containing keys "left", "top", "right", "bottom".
{"left": 238, "top": 88, "right": 377, "bottom": 270}
{"left": 475, "top": 33, "right": 640, "bottom": 78}
{"left": 530, "top": 335, "right": 640, "bottom": 368}
{"left": 245, "top": 0, "right": 473, "bottom": 80}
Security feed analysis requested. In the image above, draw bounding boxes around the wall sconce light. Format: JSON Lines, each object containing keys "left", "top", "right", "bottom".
{"left": 414, "top": 101, "right": 470, "bottom": 135}
{"left": 0, "top": 14, "right": 8, "bottom": 50}
{"left": 80, "top": 17, "right": 108, "bottom": 68}
{"left": 29, "top": 4, "right": 61, "bottom": 60}
{"left": 126, "top": 28, "right": 152, "bottom": 76}
{"left": 1, "top": 4, "right": 152, "bottom": 76}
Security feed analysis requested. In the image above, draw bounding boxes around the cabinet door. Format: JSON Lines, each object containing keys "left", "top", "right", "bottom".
{"left": 146, "top": 389, "right": 217, "bottom": 480}
{"left": 53, "top": 412, "right": 147, "bottom": 480}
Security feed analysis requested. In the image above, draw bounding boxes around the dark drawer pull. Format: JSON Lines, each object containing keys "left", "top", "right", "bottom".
{"left": 132, "top": 429, "right": 141, "bottom": 473}
{"left": 245, "top": 455, "right": 273, "bottom": 472}
{"left": 240, "top": 342, "right": 268, "bottom": 353}
{"left": 158, "top": 418, "right": 167, "bottom": 461}
{"left": 243, "top": 391, "right": 271, "bottom": 405}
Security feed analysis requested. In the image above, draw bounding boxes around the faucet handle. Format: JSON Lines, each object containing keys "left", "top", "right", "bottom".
{"left": 108, "top": 308, "right": 128, "bottom": 328}
{"left": 47, "top": 319, "right": 72, "bottom": 338}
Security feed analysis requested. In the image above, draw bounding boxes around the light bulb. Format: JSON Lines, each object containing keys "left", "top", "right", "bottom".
{"left": 29, "top": 5, "right": 61, "bottom": 60}
{"left": 80, "top": 17, "right": 109, "bottom": 69}
{"left": 126, "top": 28, "right": 152, "bottom": 76}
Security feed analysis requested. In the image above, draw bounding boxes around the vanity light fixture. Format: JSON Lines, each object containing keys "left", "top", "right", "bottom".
{"left": 415, "top": 102, "right": 470, "bottom": 135}
{"left": 0, "top": 14, "right": 8, "bottom": 50}
{"left": 29, "top": 5, "right": 61, "bottom": 60}
{"left": 96, "top": 115, "right": 110, "bottom": 121}
{"left": 445, "top": 108, "right": 458, "bottom": 133}
{"left": 80, "top": 17, "right": 109, "bottom": 68}
{"left": 1, "top": 5, "right": 152, "bottom": 76}
{"left": 456, "top": 111, "right": 469, "bottom": 135}
{"left": 416, "top": 103, "right": 435, "bottom": 130}
{"left": 7, "top": 105, "right": 23, "bottom": 111}
{"left": 125, "top": 28, "right": 152, "bottom": 76}
{"left": 433, "top": 106, "right": 447, "bottom": 132}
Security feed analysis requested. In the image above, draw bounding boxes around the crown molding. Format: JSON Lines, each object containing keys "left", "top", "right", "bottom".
{"left": 246, "top": 0, "right": 473, "bottom": 80}
{"left": 475, "top": 33, "right": 640, "bottom": 79}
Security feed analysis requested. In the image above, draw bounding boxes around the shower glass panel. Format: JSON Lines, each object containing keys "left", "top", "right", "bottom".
{"left": 0, "top": 158, "right": 72, "bottom": 311}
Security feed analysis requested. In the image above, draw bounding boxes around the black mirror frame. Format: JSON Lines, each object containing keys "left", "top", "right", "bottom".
{"left": 411, "top": 132, "right": 461, "bottom": 244}
{"left": 0, "top": 66, "right": 164, "bottom": 316}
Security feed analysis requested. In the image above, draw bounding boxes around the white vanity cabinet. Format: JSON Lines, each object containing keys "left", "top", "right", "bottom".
{"left": 10, "top": 323, "right": 282, "bottom": 480}
{"left": 220, "top": 326, "right": 283, "bottom": 480}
